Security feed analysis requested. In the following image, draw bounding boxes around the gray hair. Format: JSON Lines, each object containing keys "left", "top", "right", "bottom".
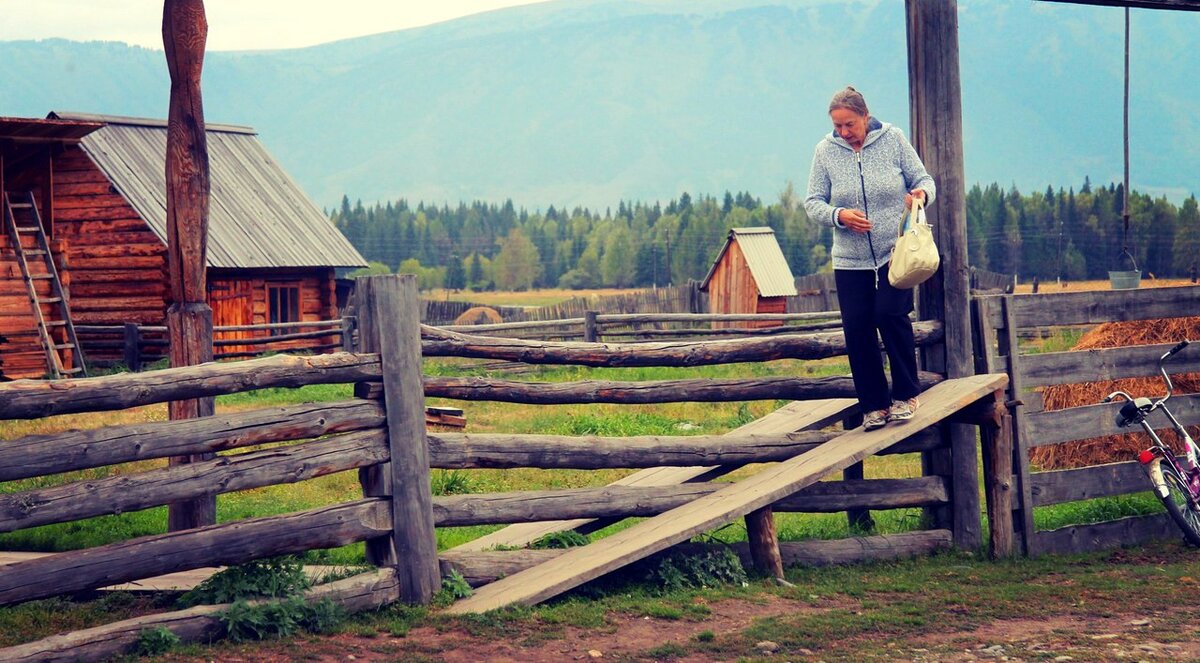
{"left": 829, "top": 86, "right": 869, "bottom": 116}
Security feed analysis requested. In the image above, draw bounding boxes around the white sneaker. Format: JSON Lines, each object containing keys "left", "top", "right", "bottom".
{"left": 889, "top": 397, "right": 919, "bottom": 422}
{"left": 863, "top": 409, "right": 889, "bottom": 431}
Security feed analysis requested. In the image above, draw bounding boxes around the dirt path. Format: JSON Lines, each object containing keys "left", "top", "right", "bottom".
{"left": 171, "top": 594, "right": 1200, "bottom": 662}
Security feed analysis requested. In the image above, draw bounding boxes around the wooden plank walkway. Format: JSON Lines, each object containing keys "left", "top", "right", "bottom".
{"left": 446, "top": 374, "right": 1007, "bottom": 614}
{"left": 451, "top": 398, "right": 858, "bottom": 552}
{"left": 0, "top": 552, "right": 348, "bottom": 592}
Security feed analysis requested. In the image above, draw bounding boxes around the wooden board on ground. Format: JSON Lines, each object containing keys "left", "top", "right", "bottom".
{"left": 451, "top": 397, "right": 858, "bottom": 552}
{"left": 446, "top": 374, "right": 1007, "bottom": 613}
{"left": 0, "top": 552, "right": 349, "bottom": 592}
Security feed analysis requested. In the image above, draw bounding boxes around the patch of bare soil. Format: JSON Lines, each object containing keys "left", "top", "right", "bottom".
{"left": 181, "top": 595, "right": 827, "bottom": 662}
{"left": 897, "top": 612, "right": 1200, "bottom": 661}
{"left": 163, "top": 593, "right": 1200, "bottom": 661}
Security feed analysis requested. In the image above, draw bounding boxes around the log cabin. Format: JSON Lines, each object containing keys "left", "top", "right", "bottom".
{"left": 699, "top": 227, "right": 797, "bottom": 329}
{"left": 0, "top": 113, "right": 366, "bottom": 379}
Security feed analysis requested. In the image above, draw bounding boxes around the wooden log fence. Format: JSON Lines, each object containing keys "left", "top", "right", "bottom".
{"left": 974, "top": 284, "right": 1200, "bottom": 557}
{"left": 0, "top": 273, "right": 997, "bottom": 657}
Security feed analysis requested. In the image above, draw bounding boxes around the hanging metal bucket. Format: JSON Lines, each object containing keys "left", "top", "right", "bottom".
{"left": 1109, "top": 249, "right": 1141, "bottom": 290}
{"left": 1108, "top": 270, "right": 1141, "bottom": 290}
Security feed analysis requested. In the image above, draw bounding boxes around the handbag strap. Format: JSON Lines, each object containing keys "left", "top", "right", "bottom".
{"left": 899, "top": 197, "right": 925, "bottom": 237}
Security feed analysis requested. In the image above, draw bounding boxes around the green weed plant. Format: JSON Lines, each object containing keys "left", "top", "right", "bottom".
{"left": 179, "top": 556, "right": 311, "bottom": 608}
{"left": 133, "top": 626, "right": 181, "bottom": 656}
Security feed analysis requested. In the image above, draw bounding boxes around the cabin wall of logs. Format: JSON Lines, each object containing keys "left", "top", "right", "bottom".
{"left": 974, "top": 285, "right": 1200, "bottom": 557}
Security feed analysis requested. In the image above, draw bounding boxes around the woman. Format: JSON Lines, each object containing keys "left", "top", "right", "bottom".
{"left": 804, "top": 86, "right": 936, "bottom": 431}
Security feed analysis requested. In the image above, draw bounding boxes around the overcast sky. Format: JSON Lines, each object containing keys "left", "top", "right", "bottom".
{"left": 0, "top": 1, "right": 555, "bottom": 51}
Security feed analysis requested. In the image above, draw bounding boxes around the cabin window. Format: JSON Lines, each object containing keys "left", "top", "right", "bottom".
{"left": 268, "top": 284, "right": 301, "bottom": 334}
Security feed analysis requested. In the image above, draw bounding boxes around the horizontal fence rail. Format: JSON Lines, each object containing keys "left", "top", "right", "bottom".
{"left": 1019, "top": 342, "right": 1200, "bottom": 388}
{"left": 75, "top": 319, "right": 351, "bottom": 367}
{"left": 0, "top": 430, "right": 389, "bottom": 534}
{"left": 421, "top": 372, "right": 944, "bottom": 405}
{"left": 427, "top": 429, "right": 942, "bottom": 471}
{"left": 431, "top": 477, "right": 950, "bottom": 527}
{"left": 421, "top": 321, "right": 943, "bottom": 367}
{"left": 1025, "top": 394, "right": 1200, "bottom": 448}
{"left": 0, "top": 399, "right": 386, "bottom": 482}
{"left": 0, "top": 353, "right": 383, "bottom": 419}
{"left": 988, "top": 285, "right": 1200, "bottom": 328}
{"left": 0, "top": 500, "right": 392, "bottom": 606}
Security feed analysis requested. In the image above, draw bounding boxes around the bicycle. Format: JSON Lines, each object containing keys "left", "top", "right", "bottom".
{"left": 1102, "top": 340, "right": 1200, "bottom": 547}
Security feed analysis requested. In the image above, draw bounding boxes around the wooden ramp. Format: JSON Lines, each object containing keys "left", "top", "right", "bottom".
{"left": 446, "top": 373, "right": 1007, "bottom": 614}
{"left": 452, "top": 398, "right": 858, "bottom": 552}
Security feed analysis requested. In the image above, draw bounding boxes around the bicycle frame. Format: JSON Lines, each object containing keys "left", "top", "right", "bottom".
{"left": 1104, "top": 341, "right": 1200, "bottom": 501}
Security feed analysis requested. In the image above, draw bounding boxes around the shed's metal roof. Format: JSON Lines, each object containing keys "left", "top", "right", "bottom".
{"left": 49, "top": 112, "right": 366, "bottom": 270}
{"left": 700, "top": 227, "right": 797, "bottom": 297}
{"left": 0, "top": 116, "right": 102, "bottom": 142}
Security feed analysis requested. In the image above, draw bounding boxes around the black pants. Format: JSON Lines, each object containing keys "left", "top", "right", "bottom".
{"left": 834, "top": 263, "right": 921, "bottom": 412}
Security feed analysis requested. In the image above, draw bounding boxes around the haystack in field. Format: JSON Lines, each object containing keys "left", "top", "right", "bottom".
{"left": 1032, "top": 317, "right": 1200, "bottom": 469}
{"left": 453, "top": 306, "right": 503, "bottom": 326}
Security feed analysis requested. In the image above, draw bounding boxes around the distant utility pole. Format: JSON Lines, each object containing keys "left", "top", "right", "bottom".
{"left": 1056, "top": 207, "right": 1064, "bottom": 282}
{"left": 651, "top": 243, "right": 657, "bottom": 288}
{"left": 665, "top": 236, "right": 672, "bottom": 287}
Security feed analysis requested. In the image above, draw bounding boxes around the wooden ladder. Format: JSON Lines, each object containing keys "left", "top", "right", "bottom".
{"left": 1, "top": 191, "right": 86, "bottom": 379}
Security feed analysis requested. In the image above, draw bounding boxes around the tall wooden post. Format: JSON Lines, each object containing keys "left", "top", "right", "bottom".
{"left": 356, "top": 275, "right": 440, "bottom": 604}
{"left": 163, "top": 0, "right": 216, "bottom": 531}
{"left": 906, "top": 0, "right": 980, "bottom": 550}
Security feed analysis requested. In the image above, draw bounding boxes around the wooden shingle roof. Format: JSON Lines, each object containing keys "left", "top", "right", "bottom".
{"left": 49, "top": 112, "right": 366, "bottom": 270}
{"left": 699, "top": 227, "right": 797, "bottom": 297}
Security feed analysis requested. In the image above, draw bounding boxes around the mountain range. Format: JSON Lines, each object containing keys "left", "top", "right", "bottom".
{"left": 1, "top": 0, "right": 1196, "bottom": 209}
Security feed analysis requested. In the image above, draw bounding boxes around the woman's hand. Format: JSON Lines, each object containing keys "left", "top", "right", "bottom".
{"left": 904, "top": 189, "right": 927, "bottom": 208}
{"left": 838, "top": 208, "right": 871, "bottom": 233}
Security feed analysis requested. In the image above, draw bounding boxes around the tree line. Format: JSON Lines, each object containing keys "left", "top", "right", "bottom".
{"left": 331, "top": 180, "right": 1199, "bottom": 291}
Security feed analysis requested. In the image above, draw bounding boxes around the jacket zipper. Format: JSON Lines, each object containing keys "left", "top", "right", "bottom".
{"left": 857, "top": 150, "right": 880, "bottom": 287}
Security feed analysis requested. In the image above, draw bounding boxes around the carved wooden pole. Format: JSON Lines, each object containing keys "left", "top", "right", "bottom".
{"left": 163, "top": 0, "right": 216, "bottom": 531}
{"left": 906, "top": 0, "right": 980, "bottom": 550}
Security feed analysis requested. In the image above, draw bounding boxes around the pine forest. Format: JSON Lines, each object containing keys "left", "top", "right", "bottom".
{"left": 331, "top": 180, "right": 1200, "bottom": 290}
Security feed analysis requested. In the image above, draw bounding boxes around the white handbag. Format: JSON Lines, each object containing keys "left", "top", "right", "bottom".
{"left": 888, "top": 198, "right": 939, "bottom": 289}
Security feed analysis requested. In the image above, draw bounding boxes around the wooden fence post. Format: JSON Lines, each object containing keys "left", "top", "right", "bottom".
{"left": 356, "top": 275, "right": 439, "bottom": 604}
{"left": 842, "top": 413, "right": 875, "bottom": 531}
{"left": 341, "top": 315, "right": 355, "bottom": 352}
{"left": 123, "top": 323, "right": 142, "bottom": 372}
{"left": 583, "top": 310, "right": 598, "bottom": 342}
{"left": 907, "top": 0, "right": 980, "bottom": 551}
{"left": 982, "top": 410, "right": 1014, "bottom": 558}
{"left": 163, "top": 0, "right": 216, "bottom": 533}
{"left": 744, "top": 507, "right": 784, "bottom": 580}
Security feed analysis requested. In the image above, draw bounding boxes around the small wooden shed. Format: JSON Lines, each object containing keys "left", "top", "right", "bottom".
{"left": 0, "top": 113, "right": 366, "bottom": 379}
{"left": 699, "top": 227, "right": 797, "bottom": 327}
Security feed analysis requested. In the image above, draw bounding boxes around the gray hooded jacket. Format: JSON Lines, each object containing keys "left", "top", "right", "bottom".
{"left": 804, "top": 118, "right": 936, "bottom": 271}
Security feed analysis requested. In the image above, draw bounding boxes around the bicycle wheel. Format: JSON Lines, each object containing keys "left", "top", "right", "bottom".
{"left": 1155, "top": 462, "right": 1200, "bottom": 547}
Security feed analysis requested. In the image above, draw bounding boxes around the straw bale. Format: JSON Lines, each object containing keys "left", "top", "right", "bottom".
{"left": 1032, "top": 317, "right": 1200, "bottom": 469}
{"left": 453, "top": 306, "right": 504, "bottom": 326}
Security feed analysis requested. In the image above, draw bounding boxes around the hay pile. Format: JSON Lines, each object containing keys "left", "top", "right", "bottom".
{"left": 1032, "top": 316, "right": 1200, "bottom": 469}
{"left": 453, "top": 306, "right": 503, "bottom": 326}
